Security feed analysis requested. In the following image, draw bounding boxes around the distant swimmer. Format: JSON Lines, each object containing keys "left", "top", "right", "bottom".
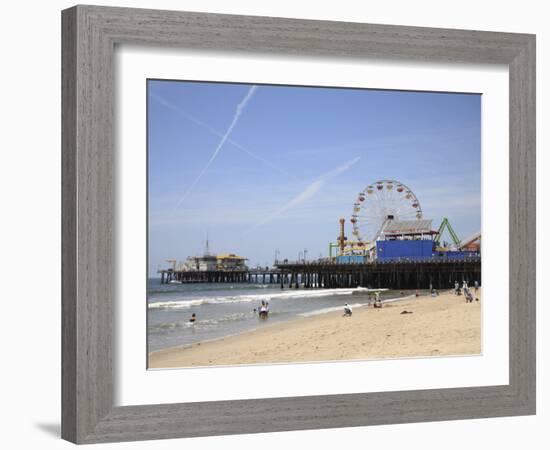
{"left": 189, "top": 313, "right": 197, "bottom": 323}
{"left": 343, "top": 303, "right": 352, "bottom": 317}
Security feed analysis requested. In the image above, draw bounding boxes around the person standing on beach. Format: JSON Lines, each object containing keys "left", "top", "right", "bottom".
{"left": 373, "top": 292, "right": 382, "bottom": 309}
{"left": 258, "top": 300, "right": 269, "bottom": 319}
{"left": 465, "top": 288, "right": 473, "bottom": 303}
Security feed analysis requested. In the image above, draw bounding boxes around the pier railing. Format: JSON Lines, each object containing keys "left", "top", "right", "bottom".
{"left": 277, "top": 254, "right": 481, "bottom": 266}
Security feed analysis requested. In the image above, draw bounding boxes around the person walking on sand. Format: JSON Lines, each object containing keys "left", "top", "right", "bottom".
{"left": 343, "top": 303, "right": 352, "bottom": 317}
{"left": 454, "top": 281, "right": 460, "bottom": 295}
{"left": 373, "top": 292, "right": 382, "bottom": 309}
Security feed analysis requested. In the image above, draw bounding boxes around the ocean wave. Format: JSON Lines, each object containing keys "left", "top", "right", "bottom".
{"left": 148, "top": 321, "right": 196, "bottom": 331}
{"left": 147, "top": 287, "right": 367, "bottom": 310}
{"left": 148, "top": 299, "right": 209, "bottom": 309}
{"left": 147, "top": 283, "right": 271, "bottom": 295}
{"left": 148, "top": 312, "right": 251, "bottom": 333}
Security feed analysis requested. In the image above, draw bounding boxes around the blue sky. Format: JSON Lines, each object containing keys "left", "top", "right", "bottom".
{"left": 148, "top": 80, "right": 481, "bottom": 275}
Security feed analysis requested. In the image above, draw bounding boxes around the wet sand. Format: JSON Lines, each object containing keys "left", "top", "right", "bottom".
{"left": 149, "top": 289, "right": 481, "bottom": 368}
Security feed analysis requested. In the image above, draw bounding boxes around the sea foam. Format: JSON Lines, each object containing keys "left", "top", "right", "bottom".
{"left": 148, "top": 287, "right": 367, "bottom": 310}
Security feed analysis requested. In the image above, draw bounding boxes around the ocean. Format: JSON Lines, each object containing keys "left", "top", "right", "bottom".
{"left": 147, "top": 278, "right": 417, "bottom": 352}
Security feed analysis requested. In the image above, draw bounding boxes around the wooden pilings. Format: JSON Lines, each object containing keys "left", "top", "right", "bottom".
{"left": 158, "top": 270, "right": 286, "bottom": 285}
{"left": 276, "top": 259, "right": 481, "bottom": 290}
{"left": 248, "top": 271, "right": 286, "bottom": 284}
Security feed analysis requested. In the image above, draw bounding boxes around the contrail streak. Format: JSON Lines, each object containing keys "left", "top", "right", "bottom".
{"left": 150, "top": 92, "right": 296, "bottom": 180}
{"left": 246, "top": 156, "right": 361, "bottom": 233}
{"left": 170, "top": 85, "right": 258, "bottom": 211}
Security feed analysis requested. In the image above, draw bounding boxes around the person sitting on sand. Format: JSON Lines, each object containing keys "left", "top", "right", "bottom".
{"left": 189, "top": 313, "right": 197, "bottom": 323}
{"left": 343, "top": 303, "right": 352, "bottom": 317}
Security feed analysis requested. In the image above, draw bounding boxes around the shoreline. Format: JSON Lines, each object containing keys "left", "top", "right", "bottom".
{"left": 148, "top": 292, "right": 414, "bottom": 356}
{"left": 149, "top": 289, "right": 481, "bottom": 369}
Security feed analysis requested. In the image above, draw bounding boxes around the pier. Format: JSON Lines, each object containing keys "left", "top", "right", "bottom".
{"left": 276, "top": 258, "right": 480, "bottom": 290}
{"left": 159, "top": 269, "right": 287, "bottom": 285}
{"left": 159, "top": 257, "right": 480, "bottom": 290}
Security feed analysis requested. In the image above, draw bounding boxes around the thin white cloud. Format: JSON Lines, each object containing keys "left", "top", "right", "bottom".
{"left": 246, "top": 156, "right": 361, "bottom": 233}
{"left": 170, "top": 85, "right": 258, "bottom": 211}
{"left": 150, "top": 91, "right": 297, "bottom": 180}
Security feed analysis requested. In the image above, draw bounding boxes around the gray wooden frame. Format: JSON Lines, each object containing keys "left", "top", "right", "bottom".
{"left": 62, "top": 4, "right": 536, "bottom": 444}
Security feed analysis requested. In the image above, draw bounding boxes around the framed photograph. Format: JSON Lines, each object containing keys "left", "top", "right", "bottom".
{"left": 146, "top": 80, "right": 485, "bottom": 370}
{"left": 62, "top": 5, "right": 535, "bottom": 444}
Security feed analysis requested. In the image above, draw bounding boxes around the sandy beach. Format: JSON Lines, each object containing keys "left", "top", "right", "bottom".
{"left": 148, "top": 289, "right": 481, "bottom": 368}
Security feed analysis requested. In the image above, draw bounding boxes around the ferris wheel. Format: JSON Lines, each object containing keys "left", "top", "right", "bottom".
{"left": 350, "top": 179, "right": 423, "bottom": 245}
